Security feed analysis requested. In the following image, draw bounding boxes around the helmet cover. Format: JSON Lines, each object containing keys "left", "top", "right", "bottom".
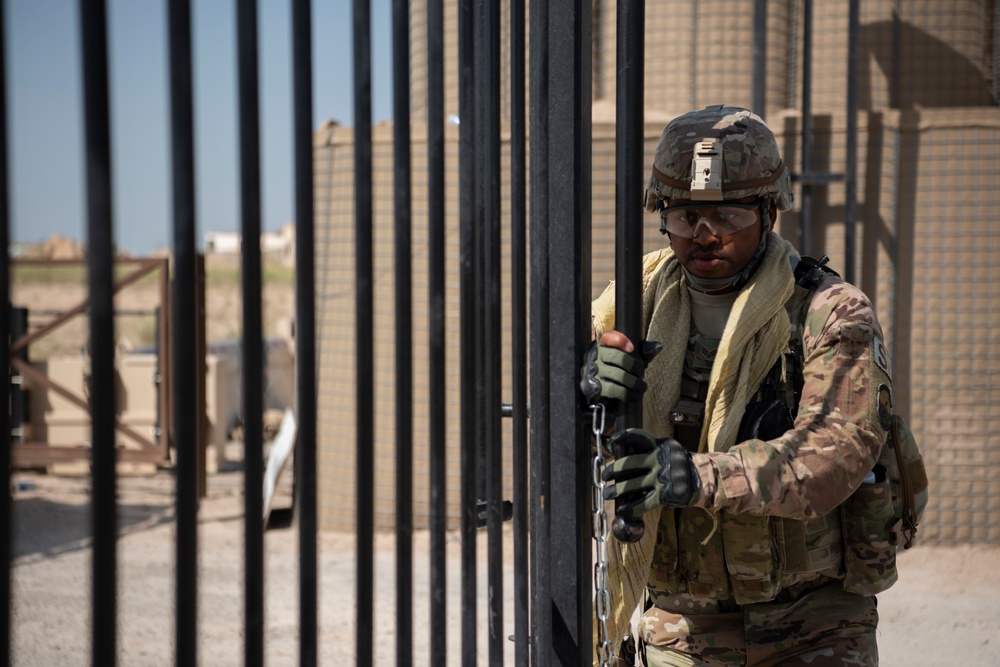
{"left": 644, "top": 105, "right": 793, "bottom": 213}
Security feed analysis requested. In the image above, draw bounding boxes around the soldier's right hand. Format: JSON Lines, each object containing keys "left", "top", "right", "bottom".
{"left": 579, "top": 330, "right": 662, "bottom": 405}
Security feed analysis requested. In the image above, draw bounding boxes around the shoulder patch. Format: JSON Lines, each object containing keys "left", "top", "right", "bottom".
{"left": 873, "top": 335, "right": 890, "bottom": 376}
{"left": 877, "top": 384, "right": 893, "bottom": 431}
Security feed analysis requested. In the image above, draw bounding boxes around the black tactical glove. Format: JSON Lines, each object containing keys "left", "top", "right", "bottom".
{"left": 579, "top": 337, "right": 663, "bottom": 405}
{"left": 602, "top": 428, "right": 700, "bottom": 519}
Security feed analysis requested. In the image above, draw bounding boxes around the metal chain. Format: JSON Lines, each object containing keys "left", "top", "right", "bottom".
{"left": 591, "top": 403, "right": 614, "bottom": 667}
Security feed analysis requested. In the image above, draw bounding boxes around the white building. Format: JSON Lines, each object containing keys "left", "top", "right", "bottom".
{"left": 204, "top": 223, "right": 295, "bottom": 262}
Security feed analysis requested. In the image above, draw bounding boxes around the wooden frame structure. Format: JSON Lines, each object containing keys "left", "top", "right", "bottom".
{"left": 8, "top": 257, "right": 177, "bottom": 467}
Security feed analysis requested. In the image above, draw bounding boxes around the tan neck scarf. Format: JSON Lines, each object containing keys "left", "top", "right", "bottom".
{"left": 591, "top": 233, "right": 798, "bottom": 662}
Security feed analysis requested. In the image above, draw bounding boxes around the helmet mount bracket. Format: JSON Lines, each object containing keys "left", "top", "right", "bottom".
{"left": 689, "top": 138, "right": 723, "bottom": 201}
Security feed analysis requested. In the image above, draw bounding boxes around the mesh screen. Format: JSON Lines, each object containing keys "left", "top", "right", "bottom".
{"left": 314, "top": 123, "right": 514, "bottom": 531}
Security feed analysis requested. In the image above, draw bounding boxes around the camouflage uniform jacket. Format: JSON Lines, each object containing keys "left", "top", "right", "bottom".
{"left": 625, "top": 252, "right": 896, "bottom": 604}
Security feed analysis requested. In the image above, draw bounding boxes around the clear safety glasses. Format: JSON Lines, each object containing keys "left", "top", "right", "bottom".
{"left": 659, "top": 200, "right": 762, "bottom": 238}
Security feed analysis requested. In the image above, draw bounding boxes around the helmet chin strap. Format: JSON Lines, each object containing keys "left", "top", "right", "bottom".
{"left": 683, "top": 201, "right": 772, "bottom": 295}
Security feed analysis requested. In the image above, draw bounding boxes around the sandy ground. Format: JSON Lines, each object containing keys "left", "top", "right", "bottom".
{"left": 8, "top": 461, "right": 1000, "bottom": 667}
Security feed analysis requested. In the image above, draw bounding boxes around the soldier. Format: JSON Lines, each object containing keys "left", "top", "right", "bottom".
{"left": 581, "top": 105, "right": 900, "bottom": 666}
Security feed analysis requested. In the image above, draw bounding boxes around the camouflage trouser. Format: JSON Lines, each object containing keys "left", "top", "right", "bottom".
{"left": 638, "top": 580, "right": 878, "bottom": 666}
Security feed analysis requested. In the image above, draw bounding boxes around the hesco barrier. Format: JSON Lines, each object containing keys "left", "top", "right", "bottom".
{"left": 319, "top": 2, "right": 1000, "bottom": 548}
{"left": 315, "top": 117, "right": 1000, "bottom": 547}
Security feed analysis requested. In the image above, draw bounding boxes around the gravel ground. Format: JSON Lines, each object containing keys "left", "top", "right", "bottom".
{"left": 8, "top": 464, "right": 1000, "bottom": 667}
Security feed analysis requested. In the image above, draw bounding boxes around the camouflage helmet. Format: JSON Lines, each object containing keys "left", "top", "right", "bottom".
{"left": 643, "top": 105, "right": 793, "bottom": 213}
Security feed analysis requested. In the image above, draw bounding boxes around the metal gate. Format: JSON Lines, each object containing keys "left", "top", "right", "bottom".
{"left": 0, "top": 0, "right": 609, "bottom": 665}
{"left": 343, "top": 1, "right": 604, "bottom": 664}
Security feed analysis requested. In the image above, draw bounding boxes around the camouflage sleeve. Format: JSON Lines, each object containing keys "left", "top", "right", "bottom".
{"left": 692, "top": 277, "right": 893, "bottom": 519}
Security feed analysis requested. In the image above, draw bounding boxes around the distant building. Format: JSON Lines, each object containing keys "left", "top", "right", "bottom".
{"left": 205, "top": 224, "right": 295, "bottom": 263}
{"left": 204, "top": 231, "right": 241, "bottom": 255}
{"left": 43, "top": 234, "right": 84, "bottom": 259}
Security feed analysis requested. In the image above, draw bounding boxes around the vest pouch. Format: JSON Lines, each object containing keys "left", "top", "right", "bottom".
{"left": 778, "top": 512, "right": 843, "bottom": 575}
{"left": 723, "top": 514, "right": 782, "bottom": 604}
{"left": 676, "top": 507, "right": 730, "bottom": 600}
{"left": 841, "top": 469, "right": 898, "bottom": 596}
{"left": 647, "top": 508, "right": 683, "bottom": 595}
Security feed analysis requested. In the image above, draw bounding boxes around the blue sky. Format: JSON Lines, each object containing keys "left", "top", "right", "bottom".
{"left": 6, "top": 0, "right": 393, "bottom": 255}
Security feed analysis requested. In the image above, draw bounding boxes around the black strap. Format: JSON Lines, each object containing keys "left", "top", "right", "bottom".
{"left": 792, "top": 255, "right": 839, "bottom": 292}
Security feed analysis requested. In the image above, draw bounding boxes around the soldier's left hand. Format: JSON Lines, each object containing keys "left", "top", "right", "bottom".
{"left": 602, "top": 428, "right": 700, "bottom": 519}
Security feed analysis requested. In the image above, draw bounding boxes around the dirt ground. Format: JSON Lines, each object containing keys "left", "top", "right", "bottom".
{"left": 7, "top": 459, "right": 1000, "bottom": 667}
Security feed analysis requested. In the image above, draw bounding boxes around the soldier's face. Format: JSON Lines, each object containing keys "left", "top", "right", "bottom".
{"left": 667, "top": 198, "right": 769, "bottom": 280}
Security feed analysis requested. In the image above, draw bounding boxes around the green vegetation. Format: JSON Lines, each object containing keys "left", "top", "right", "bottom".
{"left": 12, "top": 262, "right": 164, "bottom": 287}
{"left": 13, "top": 258, "right": 296, "bottom": 287}
{"left": 13, "top": 263, "right": 88, "bottom": 285}
{"left": 204, "top": 259, "right": 296, "bottom": 286}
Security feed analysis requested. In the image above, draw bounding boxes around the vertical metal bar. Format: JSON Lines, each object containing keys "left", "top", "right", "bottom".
{"left": 547, "top": 0, "right": 592, "bottom": 663}
{"left": 291, "top": 0, "right": 318, "bottom": 664}
{"left": 476, "top": 0, "right": 504, "bottom": 664}
{"left": 844, "top": 0, "right": 859, "bottom": 285}
{"left": 474, "top": 0, "right": 488, "bottom": 508}
{"left": 890, "top": 2, "right": 900, "bottom": 109}
{"left": 353, "top": 0, "right": 375, "bottom": 664}
{"left": 458, "top": 0, "right": 478, "bottom": 663}
{"left": 157, "top": 265, "right": 171, "bottom": 460}
{"left": 196, "top": 254, "right": 208, "bottom": 500}
{"left": 80, "top": 1, "right": 118, "bottom": 664}
{"left": 613, "top": 0, "right": 644, "bottom": 407}
{"left": 426, "top": 0, "right": 448, "bottom": 662}
{"left": 528, "top": 0, "right": 551, "bottom": 661}
{"left": 236, "top": 1, "right": 265, "bottom": 665}
{"left": 612, "top": 0, "right": 646, "bottom": 544}
{"left": 0, "top": 2, "right": 10, "bottom": 660}
{"left": 787, "top": 0, "right": 800, "bottom": 110}
{"left": 752, "top": 0, "right": 767, "bottom": 115}
{"left": 391, "top": 0, "right": 413, "bottom": 664}
{"left": 8, "top": 308, "right": 25, "bottom": 445}
{"left": 510, "top": 0, "right": 530, "bottom": 662}
{"left": 993, "top": 1, "right": 999, "bottom": 105}
{"left": 800, "top": 0, "right": 813, "bottom": 255}
{"left": 167, "top": 0, "right": 199, "bottom": 663}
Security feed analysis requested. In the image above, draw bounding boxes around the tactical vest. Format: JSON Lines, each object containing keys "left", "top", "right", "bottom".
{"left": 648, "top": 257, "right": 926, "bottom": 605}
